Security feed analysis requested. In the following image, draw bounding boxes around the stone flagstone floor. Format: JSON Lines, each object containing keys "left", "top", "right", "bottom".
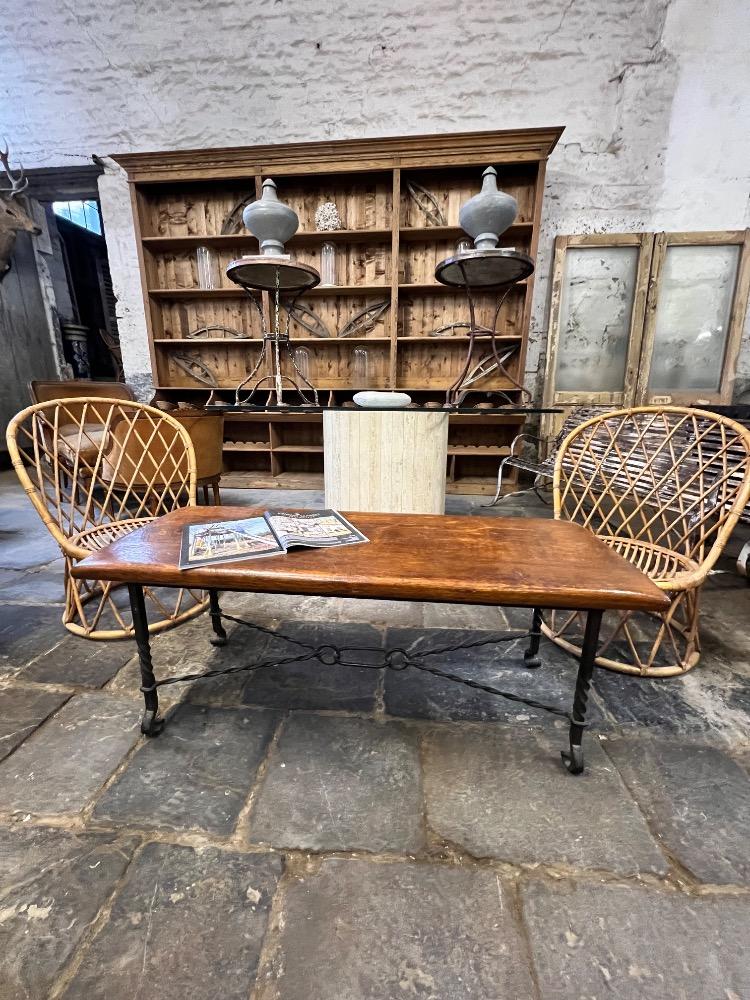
{"left": 1, "top": 468, "right": 750, "bottom": 998}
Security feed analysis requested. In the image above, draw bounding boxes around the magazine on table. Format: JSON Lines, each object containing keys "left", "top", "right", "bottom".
{"left": 179, "top": 509, "right": 368, "bottom": 569}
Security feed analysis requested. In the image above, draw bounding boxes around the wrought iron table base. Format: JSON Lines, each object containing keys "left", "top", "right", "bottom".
{"left": 126, "top": 585, "right": 603, "bottom": 774}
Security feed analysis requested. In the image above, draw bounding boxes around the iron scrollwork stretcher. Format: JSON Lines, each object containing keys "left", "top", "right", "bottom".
{"left": 128, "top": 588, "right": 600, "bottom": 775}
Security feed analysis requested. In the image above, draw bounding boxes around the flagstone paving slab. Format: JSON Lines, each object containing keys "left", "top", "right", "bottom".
{"left": 592, "top": 667, "right": 722, "bottom": 737}
{"left": 0, "top": 562, "right": 66, "bottom": 604}
{"left": 384, "top": 626, "right": 604, "bottom": 726}
{"left": 248, "top": 714, "right": 423, "bottom": 852}
{"left": 521, "top": 879, "right": 750, "bottom": 1000}
{"left": 0, "top": 684, "right": 70, "bottom": 762}
{"left": 0, "top": 692, "right": 141, "bottom": 816}
{"left": 423, "top": 726, "right": 667, "bottom": 874}
{"left": 0, "top": 604, "right": 67, "bottom": 672}
{"left": 61, "top": 842, "right": 282, "bottom": 1000}
{"left": 240, "top": 621, "right": 382, "bottom": 712}
{"left": 24, "top": 635, "right": 135, "bottom": 687}
{"left": 0, "top": 825, "right": 136, "bottom": 1000}
{"left": 605, "top": 738, "right": 750, "bottom": 885}
{"left": 255, "top": 858, "right": 535, "bottom": 1000}
{"left": 94, "top": 704, "right": 279, "bottom": 835}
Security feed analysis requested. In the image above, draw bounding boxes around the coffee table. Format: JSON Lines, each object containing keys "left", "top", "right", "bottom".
{"left": 72, "top": 508, "right": 667, "bottom": 774}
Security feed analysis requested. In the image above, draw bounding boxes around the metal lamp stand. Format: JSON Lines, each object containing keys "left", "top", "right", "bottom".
{"left": 434, "top": 248, "right": 534, "bottom": 407}
{"left": 225, "top": 255, "right": 321, "bottom": 407}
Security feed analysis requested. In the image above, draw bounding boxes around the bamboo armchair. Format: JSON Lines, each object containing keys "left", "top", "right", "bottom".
{"left": 6, "top": 397, "right": 208, "bottom": 640}
{"left": 542, "top": 406, "right": 750, "bottom": 676}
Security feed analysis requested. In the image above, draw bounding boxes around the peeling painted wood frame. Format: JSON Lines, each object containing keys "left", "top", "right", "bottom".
{"left": 637, "top": 230, "right": 750, "bottom": 407}
{"left": 540, "top": 230, "right": 750, "bottom": 448}
{"left": 541, "top": 233, "right": 653, "bottom": 446}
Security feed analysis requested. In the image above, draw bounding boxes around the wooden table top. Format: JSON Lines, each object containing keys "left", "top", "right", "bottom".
{"left": 72, "top": 507, "right": 668, "bottom": 613}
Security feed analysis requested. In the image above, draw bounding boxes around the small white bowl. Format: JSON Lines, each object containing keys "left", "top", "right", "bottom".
{"left": 353, "top": 391, "right": 412, "bottom": 409}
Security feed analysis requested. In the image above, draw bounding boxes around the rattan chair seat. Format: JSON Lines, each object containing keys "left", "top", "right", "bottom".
{"left": 603, "top": 536, "right": 698, "bottom": 587}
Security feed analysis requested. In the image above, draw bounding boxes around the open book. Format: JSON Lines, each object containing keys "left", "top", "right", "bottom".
{"left": 179, "top": 509, "right": 368, "bottom": 569}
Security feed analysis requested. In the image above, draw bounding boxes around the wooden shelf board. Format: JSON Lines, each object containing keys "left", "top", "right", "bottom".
{"left": 273, "top": 444, "right": 324, "bottom": 453}
{"left": 221, "top": 470, "right": 508, "bottom": 495}
{"left": 142, "top": 225, "right": 532, "bottom": 253}
{"left": 222, "top": 442, "right": 271, "bottom": 452}
{"left": 294, "top": 336, "right": 392, "bottom": 343}
{"left": 155, "top": 336, "right": 391, "bottom": 345}
{"left": 150, "top": 288, "right": 249, "bottom": 299}
{"left": 142, "top": 229, "right": 393, "bottom": 252}
{"left": 397, "top": 382, "right": 516, "bottom": 392}
{"left": 154, "top": 337, "right": 261, "bottom": 345}
{"left": 446, "top": 479, "right": 512, "bottom": 496}
{"left": 222, "top": 471, "right": 324, "bottom": 490}
{"left": 149, "top": 285, "right": 391, "bottom": 298}
{"left": 447, "top": 447, "right": 511, "bottom": 456}
{"left": 399, "top": 281, "right": 527, "bottom": 293}
{"left": 150, "top": 283, "right": 525, "bottom": 299}
{"left": 399, "top": 223, "right": 532, "bottom": 242}
{"left": 396, "top": 335, "right": 522, "bottom": 343}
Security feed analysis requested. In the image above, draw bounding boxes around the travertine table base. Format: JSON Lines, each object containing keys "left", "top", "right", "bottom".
{"left": 323, "top": 409, "right": 449, "bottom": 514}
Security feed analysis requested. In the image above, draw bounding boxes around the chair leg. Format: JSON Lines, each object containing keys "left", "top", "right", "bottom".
{"left": 484, "top": 459, "right": 510, "bottom": 507}
{"left": 202, "top": 484, "right": 209, "bottom": 504}
{"left": 212, "top": 480, "right": 221, "bottom": 504}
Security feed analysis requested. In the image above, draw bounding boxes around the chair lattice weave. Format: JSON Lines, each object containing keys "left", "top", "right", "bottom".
{"left": 6, "top": 397, "right": 208, "bottom": 640}
{"left": 544, "top": 406, "right": 750, "bottom": 676}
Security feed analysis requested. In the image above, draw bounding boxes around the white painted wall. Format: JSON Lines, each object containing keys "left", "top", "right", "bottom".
{"left": 2, "top": 0, "right": 748, "bottom": 398}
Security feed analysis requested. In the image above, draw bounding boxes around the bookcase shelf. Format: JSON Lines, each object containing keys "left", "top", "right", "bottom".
{"left": 116, "top": 127, "right": 562, "bottom": 494}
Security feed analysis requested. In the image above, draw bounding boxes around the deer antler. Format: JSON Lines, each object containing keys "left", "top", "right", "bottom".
{"left": 0, "top": 141, "right": 28, "bottom": 199}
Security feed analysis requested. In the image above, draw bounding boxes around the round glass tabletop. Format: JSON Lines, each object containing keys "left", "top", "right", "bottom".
{"left": 226, "top": 256, "right": 321, "bottom": 293}
{"left": 435, "top": 248, "right": 534, "bottom": 288}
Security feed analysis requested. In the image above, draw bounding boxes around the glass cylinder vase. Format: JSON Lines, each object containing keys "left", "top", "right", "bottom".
{"left": 320, "top": 241, "right": 337, "bottom": 286}
{"left": 196, "top": 246, "right": 220, "bottom": 289}
{"left": 352, "top": 346, "right": 369, "bottom": 387}
{"left": 293, "top": 346, "right": 312, "bottom": 382}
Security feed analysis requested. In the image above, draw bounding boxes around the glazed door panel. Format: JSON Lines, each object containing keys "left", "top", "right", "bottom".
{"left": 541, "top": 233, "right": 653, "bottom": 443}
{"left": 636, "top": 231, "right": 750, "bottom": 405}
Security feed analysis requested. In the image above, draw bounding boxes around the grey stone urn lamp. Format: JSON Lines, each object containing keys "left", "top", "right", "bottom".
{"left": 434, "top": 165, "right": 534, "bottom": 407}
{"left": 225, "top": 178, "right": 320, "bottom": 406}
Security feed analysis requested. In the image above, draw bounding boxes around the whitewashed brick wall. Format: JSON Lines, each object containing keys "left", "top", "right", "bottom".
{"left": 2, "top": 0, "right": 748, "bottom": 399}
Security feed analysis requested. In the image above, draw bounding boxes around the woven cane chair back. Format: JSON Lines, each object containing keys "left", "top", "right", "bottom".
{"left": 553, "top": 407, "right": 750, "bottom": 575}
{"left": 7, "top": 398, "right": 197, "bottom": 557}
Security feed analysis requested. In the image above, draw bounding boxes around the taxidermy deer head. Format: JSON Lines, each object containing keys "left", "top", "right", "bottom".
{"left": 0, "top": 142, "right": 40, "bottom": 282}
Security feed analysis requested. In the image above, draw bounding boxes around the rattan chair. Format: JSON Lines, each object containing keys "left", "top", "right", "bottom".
{"left": 6, "top": 397, "right": 208, "bottom": 640}
{"left": 543, "top": 406, "right": 750, "bottom": 676}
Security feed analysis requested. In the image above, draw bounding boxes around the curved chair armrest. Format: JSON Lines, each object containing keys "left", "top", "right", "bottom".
{"left": 509, "top": 431, "right": 547, "bottom": 455}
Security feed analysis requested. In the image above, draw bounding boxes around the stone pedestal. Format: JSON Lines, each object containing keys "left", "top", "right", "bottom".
{"left": 323, "top": 410, "right": 448, "bottom": 514}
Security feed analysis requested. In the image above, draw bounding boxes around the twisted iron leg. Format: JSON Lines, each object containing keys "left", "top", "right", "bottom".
{"left": 128, "top": 583, "right": 163, "bottom": 737}
{"left": 562, "top": 609, "right": 603, "bottom": 775}
{"left": 524, "top": 607, "right": 543, "bottom": 668}
{"left": 208, "top": 590, "right": 228, "bottom": 647}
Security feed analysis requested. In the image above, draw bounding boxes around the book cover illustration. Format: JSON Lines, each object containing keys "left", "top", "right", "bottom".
{"left": 179, "top": 510, "right": 368, "bottom": 570}
{"left": 180, "top": 516, "right": 283, "bottom": 569}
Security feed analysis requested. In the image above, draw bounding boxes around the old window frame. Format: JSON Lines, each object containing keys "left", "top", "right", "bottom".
{"left": 636, "top": 230, "right": 750, "bottom": 406}
{"left": 540, "top": 233, "right": 654, "bottom": 443}
{"left": 541, "top": 229, "right": 750, "bottom": 444}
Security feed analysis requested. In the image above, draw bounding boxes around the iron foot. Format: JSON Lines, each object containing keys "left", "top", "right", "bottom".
{"left": 141, "top": 710, "right": 164, "bottom": 737}
{"left": 561, "top": 744, "right": 584, "bottom": 775}
{"left": 523, "top": 652, "right": 542, "bottom": 669}
{"left": 210, "top": 634, "right": 228, "bottom": 647}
